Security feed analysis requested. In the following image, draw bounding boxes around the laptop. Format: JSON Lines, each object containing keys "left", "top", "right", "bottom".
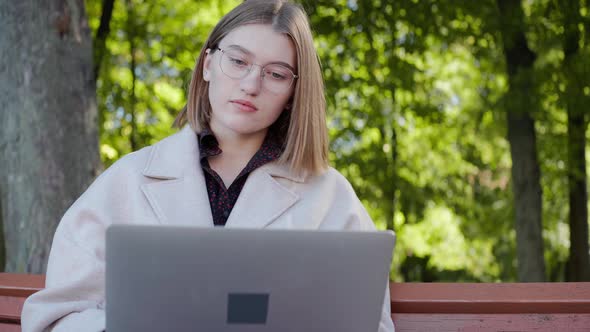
{"left": 106, "top": 225, "right": 395, "bottom": 332}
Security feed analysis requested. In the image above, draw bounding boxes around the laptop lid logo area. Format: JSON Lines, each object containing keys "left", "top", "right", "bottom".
{"left": 227, "top": 293, "right": 269, "bottom": 324}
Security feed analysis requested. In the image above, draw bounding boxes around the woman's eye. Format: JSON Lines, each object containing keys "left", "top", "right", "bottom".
{"left": 264, "top": 65, "right": 291, "bottom": 80}
{"left": 271, "top": 72, "right": 287, "bottom": 80}
{"left": 230, "top": 57, "right": 247, "bottom": 66}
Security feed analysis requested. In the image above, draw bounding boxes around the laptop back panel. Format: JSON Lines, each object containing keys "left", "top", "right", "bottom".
{"left": 106, "top": 226, "right": 395, "bottom": 332}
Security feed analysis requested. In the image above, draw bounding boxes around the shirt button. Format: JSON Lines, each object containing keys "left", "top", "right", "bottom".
{"left": 223, "top": 210, "right": 230, "bottom": 218}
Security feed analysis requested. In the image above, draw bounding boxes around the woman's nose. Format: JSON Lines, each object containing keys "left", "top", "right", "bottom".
{"left": 239, "top": 65, "right": 263, "bottom": 95}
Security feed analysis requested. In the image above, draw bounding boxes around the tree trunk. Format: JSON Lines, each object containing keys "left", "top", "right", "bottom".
{"left": 388, "top": 124, "right": 398, "bottom": 231}
{"left": 561, "top": 0, "right": 590, "bottom": 281}
{"left": 566, "top": 108, "right": 590, "bottom": 281}
{"left": 93, "top": 0, "right": 115, "bottom": 82}
{"left": 126, "top": 0, "right": 138, "bottom": 151}
{"left": 0, "top": 0, "right": 100, "bottom": 273}
{"left": 497, "top": 0, "right": 546, "bottom": 282}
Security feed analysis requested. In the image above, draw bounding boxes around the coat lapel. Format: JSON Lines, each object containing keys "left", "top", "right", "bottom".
{"left": 140, "top": 126, "right": 214, "bottom": 227}
{"left": 225, "top": 163, "right": 304, "bottom": 229}
{"left": 138, "top": 126, "right": 307, "bottom": 229}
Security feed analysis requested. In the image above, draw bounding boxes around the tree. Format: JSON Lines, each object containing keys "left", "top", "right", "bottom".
{"left": 93, "top": 0, "right": 115, "bottom": 83}
{"left": 4, "top": 0, "right": 583, "bottom": 280}
{"left": 496, "top": 0, "right": 546, "bottom": 281}
{"left": 92, "top": 0, "right": 238, "bottom": 167}
{"left": 0, "top": 0, "right": 100, "bottom": 273}
{"left": 560, "top": 0, "right": 590, "bottom": 281}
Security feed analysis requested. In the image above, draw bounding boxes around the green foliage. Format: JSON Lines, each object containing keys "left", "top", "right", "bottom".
{"left": 87, "top": 0, "right": 240, "bottom": 166}
{"left": 86, "top": 0, "right": 590, "bottom": 282}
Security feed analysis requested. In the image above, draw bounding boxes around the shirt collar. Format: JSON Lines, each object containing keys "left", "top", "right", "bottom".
{"left": 196, "top": 129, "right": 283, "bottom": 166}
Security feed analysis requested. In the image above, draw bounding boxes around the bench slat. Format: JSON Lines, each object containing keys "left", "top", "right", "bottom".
{"left": 0, "top": 274, "right": 44, "bottom": 297}
{"left": 0, "top": 296, "right": 26, "bottom": 322}
{"left": 390, "top": 282, "right": 590, "bottom": 314}
{"left": 0, "top": 322, "right": 21, "bottom": 332}
{"left": 392, "top": 313, "right": 590, "bottom": 331}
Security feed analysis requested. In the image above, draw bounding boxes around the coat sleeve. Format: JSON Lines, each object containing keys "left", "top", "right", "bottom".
{"left": 358, "top": 205, "right": 396, "bottom": 332}
{"left": 378, "top": 283, "right": 395, "bottom": 332}
{"left": 20, "top": 151, "right": 145, "bottom": 332}
{"left": 356, "top": 193, "right": 395, "bottom": 332}
{"left": 21, "top": 202, "right": 107, "bottom": 332}
{"left": 21, "top": 145, "right": 156, "bottom": 332}
{"left": 318, "top": 169, "right": 396, "bottom": 332}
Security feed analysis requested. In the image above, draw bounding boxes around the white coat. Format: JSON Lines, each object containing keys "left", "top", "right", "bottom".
{"left": 21, "top": 126, "right": 395, "bottom": 332}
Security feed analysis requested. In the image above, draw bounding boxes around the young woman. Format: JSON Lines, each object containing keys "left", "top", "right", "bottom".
{"left": 21, "top": 1, "right": 395, "bottom": 331}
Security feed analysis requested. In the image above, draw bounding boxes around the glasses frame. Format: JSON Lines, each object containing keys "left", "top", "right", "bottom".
{"left": 215, "top": 47, "right": 299, "bottom": 93}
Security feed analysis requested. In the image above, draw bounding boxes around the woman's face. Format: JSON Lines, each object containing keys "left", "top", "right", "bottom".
{"left": 203, "top": 24, "right": 296, "bottom": 141}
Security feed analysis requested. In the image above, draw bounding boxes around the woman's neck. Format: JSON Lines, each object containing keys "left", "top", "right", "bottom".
{"left": 206, "top": 126, "right": 268, "bottom": 188}
{"left": 216, "top": 129, "right": 266, "bottom": 161}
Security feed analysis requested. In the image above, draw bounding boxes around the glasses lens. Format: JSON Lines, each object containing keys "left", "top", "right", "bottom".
{"left": 220, "top": 51, "right": 250, "bottom": 79}
{"left": 262, "top": 64, "right": 294, "bottom": 93}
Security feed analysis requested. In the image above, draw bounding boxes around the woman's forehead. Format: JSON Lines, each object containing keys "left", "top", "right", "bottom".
{"left": 220, "top": 24, "right": 297, "bottom": 68}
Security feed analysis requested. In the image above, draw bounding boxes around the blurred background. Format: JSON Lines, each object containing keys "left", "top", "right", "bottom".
{"left": 0, "top": 0, "right": 588, "bottom": 283}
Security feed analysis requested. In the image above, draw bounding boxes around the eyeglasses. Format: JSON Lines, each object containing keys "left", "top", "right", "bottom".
{"left": 215, "top": 47, "right": 298, "bottom": 94}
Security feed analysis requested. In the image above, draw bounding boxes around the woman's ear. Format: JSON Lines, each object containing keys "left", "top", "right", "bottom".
{"left": 203, "top": 49, "right": 212, "bottom": 82}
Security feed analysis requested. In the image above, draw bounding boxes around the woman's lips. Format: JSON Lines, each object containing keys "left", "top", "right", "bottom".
{"left": 231, "top": 100, "right": 258, "bottom": 112}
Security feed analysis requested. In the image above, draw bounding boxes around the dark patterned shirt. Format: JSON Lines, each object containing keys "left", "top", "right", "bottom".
{"left": 198, "top": 130, "right": 283, "bottom": 226}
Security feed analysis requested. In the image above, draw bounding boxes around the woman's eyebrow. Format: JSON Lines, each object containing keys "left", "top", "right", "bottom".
{"left": 226, "top": 44, "right": 296, "bottom": 72}
{"left": 226, "top": 44, "right": 252, "bottom": 55}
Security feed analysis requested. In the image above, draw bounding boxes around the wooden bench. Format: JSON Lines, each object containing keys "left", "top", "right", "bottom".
{"left": 390, "top": 282, "right": 590, "bottom": 331}
{"left": 0, "top": 273, "right": 44, "bottom": 332}
{"left": 1, "top": 273, "right": 589, "bottom": 331}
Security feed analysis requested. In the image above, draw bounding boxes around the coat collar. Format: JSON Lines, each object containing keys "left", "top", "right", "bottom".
{"left": 142, "top": 126, "right": 306, "bottom": 183}
{"left": 141, "top": 126, "right": 197, "bottom": 180}
{"left": 140, "top": 126, "right": 303, "bottom": 228}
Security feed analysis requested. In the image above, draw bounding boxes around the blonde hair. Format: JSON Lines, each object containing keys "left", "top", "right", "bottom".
{"left": 174, "top": 0, "right": 328, "bottom": 176}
